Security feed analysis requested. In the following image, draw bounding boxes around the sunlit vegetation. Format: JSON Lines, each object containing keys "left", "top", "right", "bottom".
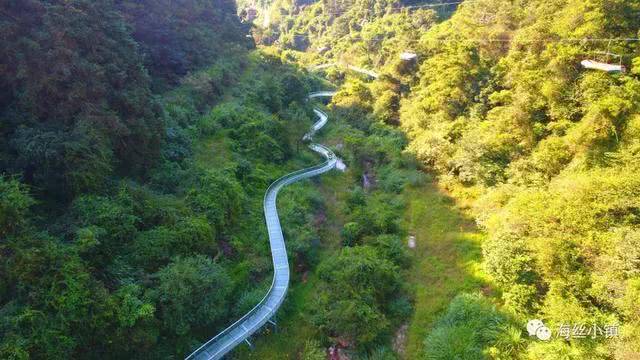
{"left": 402, "top": 184, "right": 492, "bottom": 359}
{"left": 3, "top": 0, "right": 640, "bottom": 358}
{"left": 400, "top": 1, "right": 640, "bottom": 358}
{"left": 261, "top": 0, "right": 640, "bottom": 358}
{"left": 304, "top": 78, "right": 423, "bottom": 353}
{"left": 231, "top": 68, "right": 426, "bottom": 358}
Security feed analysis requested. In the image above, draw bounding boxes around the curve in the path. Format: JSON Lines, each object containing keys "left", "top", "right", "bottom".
{"left": 308, "top": 91, "right": 337, "bottom": 99}
{"left": 310, "top": 63, "right": 379, "bottom": 79}
{"left": 185, "top": 95, "right": 336, "bottom": 360}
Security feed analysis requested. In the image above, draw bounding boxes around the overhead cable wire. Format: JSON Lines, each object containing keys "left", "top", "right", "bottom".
{"left": 283, "top": 32, "right": 640, "bottom": 43}
{"left": 318, "top": 0, "right": 467, "bottom": 16}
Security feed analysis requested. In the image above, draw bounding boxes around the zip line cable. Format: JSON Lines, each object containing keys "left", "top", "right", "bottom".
{"left": 424, "top": 38, "right": 640, "bottom": 43}
{"left": 284, "top": 32, "right": 640, "bottom": 43}
{"left": 402, "top": 1, "right": 468, "bottom": 9}
{"left": 317, "top": 0, "right": 467, "bottom": 16}
{"left": 271, "top": 1, "right": 640, "bottom": 44}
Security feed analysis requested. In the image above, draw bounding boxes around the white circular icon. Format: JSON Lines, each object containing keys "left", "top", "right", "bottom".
{"left": 536, "top": 326, "right": 552, "bottom": 341}
{"left": 526, "top": 319, "right": 552, "bottom": 341}
{"left": 527, "top": 319, "right": 544, "bottom": 336}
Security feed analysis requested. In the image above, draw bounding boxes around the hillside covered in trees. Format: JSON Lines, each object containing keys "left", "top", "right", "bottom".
{"left": 0, "top": 1, "right": 272, "bottom": 358}
{"left": 1, "top": 1, "right": 418, "bottom": 359}
{"left": 2, "top": 0, "right": 640, "bottom": 359}
{"left": 259, "top": 0, "right": 640, "bottom": 358}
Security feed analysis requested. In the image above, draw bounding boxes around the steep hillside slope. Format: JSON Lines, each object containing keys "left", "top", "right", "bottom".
{"left": 259, "top": 0, "right": 640, "bottom": 358}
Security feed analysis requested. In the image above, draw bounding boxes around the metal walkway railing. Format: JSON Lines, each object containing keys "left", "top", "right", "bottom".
{"left": 309, "top": 63, "right": 379, "bottom": 79}
{"left": 185, "top": 95, "right": 336, "bottom": 360}
{"left": 308, "top": 91, "right": 337, "bottom": 99}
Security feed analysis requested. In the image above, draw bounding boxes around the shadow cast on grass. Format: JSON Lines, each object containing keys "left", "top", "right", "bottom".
{"left": 402, "top": 182, "right": 498, "bottom": 359}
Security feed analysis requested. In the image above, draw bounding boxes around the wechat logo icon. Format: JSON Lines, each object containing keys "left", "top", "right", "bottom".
{"left": 527, "top": 319, "right": 552, "bottom": 341}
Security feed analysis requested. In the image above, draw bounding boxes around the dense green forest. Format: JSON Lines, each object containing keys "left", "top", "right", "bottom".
{"left": 0, "top": 1, "right": 316, "bottom": 358}
{"left": 3, "top": 0, "right": 640, "bottom": 359}
{"left": 1, "top": 1, "right": 418, "bottom": 358}
{"left": 260, "top": 0, "right": 640, "bottom": 358}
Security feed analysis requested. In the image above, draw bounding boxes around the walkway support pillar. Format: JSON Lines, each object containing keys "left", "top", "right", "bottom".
{"left": 244, "top": 338, "right": 254, "bottom": 350}
{"left": 268, "top": 318, "right": 278, "bottom": 333}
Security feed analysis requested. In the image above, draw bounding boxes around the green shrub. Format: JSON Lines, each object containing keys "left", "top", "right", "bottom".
{"left": 423, "top": 293, "right": 510, "bottom": 360}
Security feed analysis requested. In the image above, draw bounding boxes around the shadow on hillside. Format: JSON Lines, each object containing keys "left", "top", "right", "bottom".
{"left": 402, "top": 182, "right": 496, "bottom": 359}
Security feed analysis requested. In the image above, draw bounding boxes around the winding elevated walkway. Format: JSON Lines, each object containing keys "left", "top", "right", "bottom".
{"left": 185, "top": 94, "right": 336, "bottom": 360}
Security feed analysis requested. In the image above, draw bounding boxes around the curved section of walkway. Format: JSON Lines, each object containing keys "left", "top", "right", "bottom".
{"left": 310, "top": 63, "right": 379, "bottom": 79}
{"left": 185, "top": 94, "right": 336, "bottom": 360}
{"left": 308, "top": 91, "right": 337, "bottom": 100}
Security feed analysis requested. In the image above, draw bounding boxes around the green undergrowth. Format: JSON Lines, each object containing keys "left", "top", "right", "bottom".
{"left": 402, "top": 184, "right": 493, "bottom": 359}
{"left": 234, "top": 70, "right": 425, "bottom": 358}
{"left": 0, "top": 46, "right": 335, "bottom": 359}
{"left": 232, "top": 104, "right": 351, "bottom": 359}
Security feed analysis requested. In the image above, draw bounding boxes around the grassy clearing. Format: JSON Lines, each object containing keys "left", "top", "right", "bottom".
{"left": 194, "top": 132, "right": 233, "bottom": 168}
{"left": 402, "top": 184, "right": 494, "bottom": 359}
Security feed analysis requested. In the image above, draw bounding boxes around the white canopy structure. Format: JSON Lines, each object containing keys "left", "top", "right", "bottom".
{"left": 310, "top": 63, "right": 379, "bottom": 79}
{"left": 581, "top": 60, "right": 625, "bottom": 73}
{"left": 400, "top": 52, "right": 417, "bottom": 61}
